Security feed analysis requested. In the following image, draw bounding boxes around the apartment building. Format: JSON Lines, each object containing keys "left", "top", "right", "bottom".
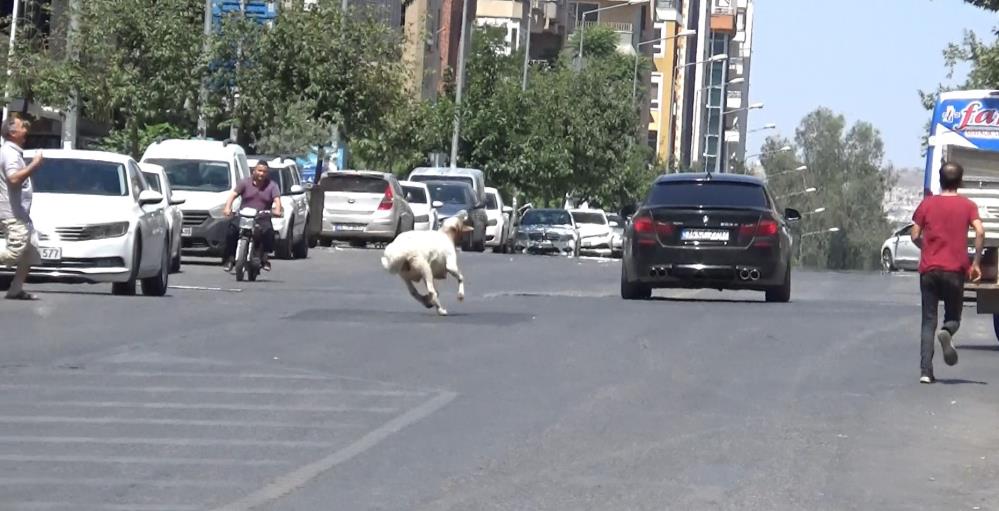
{"left": 671, "top": 0, "right": 754, "bottom": 172}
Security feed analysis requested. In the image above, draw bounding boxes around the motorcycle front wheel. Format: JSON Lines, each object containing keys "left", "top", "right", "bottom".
{"left": 234, "top": 237, "right": 249, "bottom": 282}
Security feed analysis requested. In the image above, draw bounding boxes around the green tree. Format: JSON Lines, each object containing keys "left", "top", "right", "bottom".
{"left": 965, "top": 0, "right": 999, "bottom": 10}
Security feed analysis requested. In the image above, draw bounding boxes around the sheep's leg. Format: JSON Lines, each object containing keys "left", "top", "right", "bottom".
{"left": 405, "top": 278, "right": 433, "bottom": 308}
{"left": 412, "top": 257, "right": 446, "bottom": 315}
{"left": 445, "top": 255, "right": 465, "bottom": 302}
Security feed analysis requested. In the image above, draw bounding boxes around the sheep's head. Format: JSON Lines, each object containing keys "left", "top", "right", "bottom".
{"left": 440, "top": 211, "right": 475, "bottom": 245}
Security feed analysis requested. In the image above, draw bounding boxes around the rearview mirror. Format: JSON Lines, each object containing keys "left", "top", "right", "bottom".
{"left": 169, "top": 198, "right": 186, "bottom": 206}
{"left": 290, "top": 184, "right": 306, "bottom": 195}
{"left": 784, "top": 208, "right": 802, "bottom": 222}
{"left": 138, "top": 190, "right": 164, "bottom": 206}
{"left": 432, "top": 200, "right": 444, "bottom": 209}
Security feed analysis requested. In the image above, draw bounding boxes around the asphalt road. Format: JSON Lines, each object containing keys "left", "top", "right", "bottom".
{"left": 3, "top": 246, "right": 999, "bottom": 511}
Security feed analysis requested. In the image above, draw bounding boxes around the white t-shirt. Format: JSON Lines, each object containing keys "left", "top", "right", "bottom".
{"left": 0, "top": 141, "right": 32, "bottom": 222}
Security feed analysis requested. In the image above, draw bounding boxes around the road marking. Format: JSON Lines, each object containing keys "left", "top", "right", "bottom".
{"left": 12, "top": 400, "right": 397, "bottom": 414}
{"left": 211, "top": 391, "right": 458, "bottom": 511}
{"left": 14, "top": 369, "right": 405, "bottom": 383}
{"left": 0, "top": 477, "right": 244, "bottom": 488}
{"left": 8, "top": 502, "right": 200, "bottom": 511}
{"left": 168, "top": 285, "right": 243, "bottom": 292}
{"left": 0, "top": 383, "right": 427, "bottom": 397}
{"left": 0, "top": 454, "right": 286, "bottom": 466}
{"left": 0, "top": 435, "right": 337, "bottom": 448}
{"left": 0, "top": 415, "right": 356, "bottom": 429}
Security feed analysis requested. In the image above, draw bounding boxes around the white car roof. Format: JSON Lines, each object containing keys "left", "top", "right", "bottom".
{"left": 570, "top": 208, "right": 606, "bottom": 215}
{"left": 399, "top": 180, "right": 429, "bottom": 190}
{"left": 485, "top": 187, "right": 499, "bottom": 195}
{"left": 141, "top": 138, "right": 245, "bottom": 161}
{"left": 23, "top": 148, "right": 133, "bottom": 164}
{"left": 138, "top": 162, "right": 166, "bottom": 175}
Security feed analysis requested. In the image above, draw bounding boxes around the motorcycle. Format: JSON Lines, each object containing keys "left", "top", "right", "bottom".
{"left": 233, "top": 207, "right": 276, "bottom": 282}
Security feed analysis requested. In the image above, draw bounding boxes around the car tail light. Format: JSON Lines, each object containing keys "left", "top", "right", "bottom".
{"left": 633, "top": 215, "right": 672, "bottom": 246}
{"left": 740, "top": 219, "right": 778, "bottom": 238}
{"left": 377, "top": 184, "right": 393, "bottom": 210}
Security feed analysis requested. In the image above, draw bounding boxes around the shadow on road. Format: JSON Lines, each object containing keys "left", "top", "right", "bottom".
{"left": 286, "top": 308, "right": 534, "bottom": 326}
{"left": 955, "top": 345, "right": 999, "bottom": 352}
{"left": 651, "top": 296, "right": 763, "bottom": 304}
{"left": 935, "top": 378, "right": 988, "bottom": 385}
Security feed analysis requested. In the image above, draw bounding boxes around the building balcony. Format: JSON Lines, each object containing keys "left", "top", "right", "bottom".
{"left": 569, "top": 20, "right": 635, "bottom": 54}
{"left": 710, "top": 0, "right": 736, "bottom": 33}
{"left": 726, "top": 89, "right": 742, "bottom": 109}
{"left": 652, "top": 0, "right": 682, "bottom": 22}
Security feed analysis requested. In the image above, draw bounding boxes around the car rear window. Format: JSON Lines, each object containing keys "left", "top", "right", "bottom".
{"left": 647, "top": 181, "right": 768, "bottom": 209}
{"left": 485, "top": 193, "right": 498, "bottom": 210}
{"left": 403, "top": 186, "right": 428, "bottom": 204}
{"left": 322, "top": 175, "right": 386, "bottom": 193}
{"left": 571, "top": 211, "right": 606, "bottom": 225}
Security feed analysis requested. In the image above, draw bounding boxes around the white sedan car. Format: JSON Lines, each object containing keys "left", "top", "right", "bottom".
{"left": 485, "top": 187, "right": 514, "bottom": 253}
{"left": 400, "top": 180, "right": 439, "bottom": 231}
{"left": 0, "top": 150, "right": 172, "bottom": 296}
{"left": 881, "top": 223, "right": 920, "bottom": 272}
{"left": 139, "top": 162, "right": 186, "bottom": 273}
{"left": 569, "top": 208, "right": 614, "bottom": 257}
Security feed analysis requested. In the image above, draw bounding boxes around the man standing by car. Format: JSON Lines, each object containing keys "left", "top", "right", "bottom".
{"left": 911, "top": 161, "right": 985, "bottom": 384}
{"left": 222, "top": 161, "right": 282, "bottom": 272}
{"left": 0, "top": 116, "right": 43, "bottom": 300}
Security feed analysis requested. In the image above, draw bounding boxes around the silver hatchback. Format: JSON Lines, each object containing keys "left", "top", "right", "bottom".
{"left": 311, "top": 171, "right": 415, "bottom": 247}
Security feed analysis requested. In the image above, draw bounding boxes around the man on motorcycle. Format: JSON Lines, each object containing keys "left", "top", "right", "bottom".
{"left": 221, "top": 161, "right": 283, "bottom": 272}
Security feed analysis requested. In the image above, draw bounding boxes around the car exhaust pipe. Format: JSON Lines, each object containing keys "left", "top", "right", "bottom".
{"left": 649, "top": 268, "right": 657, "bottom": 277}
{"left": 749, "top": 269, "right": 760, "bottom": 281}
{"left": 739, "top": 268, "right": 750, "bottom": 280}
{"left": 658, "top": 267, "right": 667, "bottom": 277}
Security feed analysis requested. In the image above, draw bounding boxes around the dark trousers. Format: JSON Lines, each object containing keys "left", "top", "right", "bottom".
{"left": 224, "top": 217, "right": 275, "bottom": 261}
{"left": 920, "top": 270, "right": 965, "bottom": 376}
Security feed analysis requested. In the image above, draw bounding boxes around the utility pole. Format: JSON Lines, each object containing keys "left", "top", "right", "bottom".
{"left": 61, "top": 0, "right": 81, "bottom": 149}
{"left": 2, "top": 0, "right": 22, "bottom": 124}
{"left": 448, "top": 0, "right": 472, "bottom": 169}
{"left": 228, "top": 0, "right": 246, "bottom": 143}
{"left": 197, "top": 0, "right": 212, "bottom": 137}
{"left": 521, "top": 0, "right": 531, "bottom": 91}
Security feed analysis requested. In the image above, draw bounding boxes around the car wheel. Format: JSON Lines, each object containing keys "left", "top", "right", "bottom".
{"left": 140, "top": 242, "right": 170, "bottom": 297}
{"left": 170, "top": 250, "right": 181, "bottom": 273}
{"left": 319, "top": 238, "right": 332, "bottom": 248}
{"left": 620, "top": 264, "right": 651, "bottom": 300}
{"left": 293, "top": 226, "right": 309, "bottom": 259}
{"left": 765, "top": 264, "right": 792, "bottom": 303}
{"left": 0, "top": 275, "right": 11, "bottom": 291}
{"left": 992, "top": 314, "right": 999, "bottom": 344}
{"left": 112, "top": 239, "right": 140, "bottom": 296}
{"left": 276, "top": 220, "right": 294, "bottom": 259}
{"left": 473, "top": 223, "right": 487, "bottom": 252}
{"left": 882, "top": 249, "right": 896, "bottom": 272}
{"left": 308, "top": 236, "right": 319, "bottom": 248}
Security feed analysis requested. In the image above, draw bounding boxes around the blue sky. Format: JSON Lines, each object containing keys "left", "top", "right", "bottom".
{"left": 745, "top": 0, "right": 998, "bottom": 170}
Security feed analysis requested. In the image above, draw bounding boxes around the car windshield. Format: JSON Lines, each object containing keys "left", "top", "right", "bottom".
{"left": 427, "top": 183, "right": 471, "bottom": 206}
{"left": 647, "top": 181, "right": 768, "bottom": 209}
{"left": 321, "top": 175, "right": 386, "bottom": 194}
{"left": 31, "top": 158, "right": 127, "bottom": 196}
{"left": 403, "top": 186, "right": 428, "bottom": 204}
{"left": 606, "top": 214, "right": 623, "bottom": 226}
{"left": 486, "top": 193, "right": 499, "bottom": 210}
{"left": 572, "top": 212, "right": 606, "bottom": 225}
{"left": 521, "top": 210, "right": 572, "bottom": 226}
{"left": 410, "top": 174, "right": 474, "bottom": 189}
{"left": 142, "top": 172, "right": 162, "bottom": 193}
{"left": 267, "top": 168, "right": 295, "bottom": 195}
{"left": 144, "top": 158, "right": 231, "bottom": 192}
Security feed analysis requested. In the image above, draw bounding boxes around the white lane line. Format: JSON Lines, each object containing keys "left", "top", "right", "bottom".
{"left": 0, "top": 383, "right": 426, "bottom": 397}
{"left": 168, "top": 285, "right": 243, "bottom": 292}
{"left": 9, "top": 502, "right": 199, "bottom": 511}
{"left": 0, "top": 416, "right": 356, "bottom": 429}
{"left": 0, "top": 477, "right": 244, "bottom": 488}
{"left": 211, "top": 391, "right": 458, "bottom": 511}
{"left": 9, "top": 369, "right": 408, "bottom": 384}
{"left": 0, "top": 435, "right": 336, "bottom": 448}
{"left": 15, "top": 400, "right": 398, "bottom": 414}
{"left": 0, "top": 454, "right": 286, "bottom": 466}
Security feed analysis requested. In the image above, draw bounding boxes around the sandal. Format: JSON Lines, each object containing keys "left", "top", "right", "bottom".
{"left": 5, "top": 291, "right": 38, "bottom": 301}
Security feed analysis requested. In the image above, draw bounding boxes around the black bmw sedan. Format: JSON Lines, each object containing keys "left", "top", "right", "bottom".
{"left": 620, "top": 172, "right": 801, "bottom": 302}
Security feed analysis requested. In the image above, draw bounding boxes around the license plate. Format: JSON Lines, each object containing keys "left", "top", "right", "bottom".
{"left": 39, "top": 247, "right": 61, "bottom": 261}
{"left": 681, "top": 229, "right": 729, "bottom": 242}
{"left": 334, "top": 224, "right": 364, "bottom": 232}
{"left": 181, "top": 227, "right": 192, "bottom": 237}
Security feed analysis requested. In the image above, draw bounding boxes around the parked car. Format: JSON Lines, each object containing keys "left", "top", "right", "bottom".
{"left": 307, "top": 170, "right": 414, "bottom": 248}
{"left": 140, "top": 139, "right": 252, "bottom": 258}
{"left": 621, "top": 172, "right": 800, "bottom": 302}
{"left": 514, "top": 208, "right": 581, "bottom": 257}
{"left": 407, "top": 167, "right": 488, "bottom": 251}
{"left": 422, "top": 181, "right": 486, "bottom": 251}
{"left": 248, "top": 157, "right": 309, "bottom": 259}
{"left": 570, "top": 209, "right": 614, "bottom": 258}
{"left": 881, "top": 223, "right": 920, "bottom": 272}
{"left": 139, "top": 162, "right": 186, "bottom": 273}
{"left": 607, "top": 212, "right": 625, "bottom": 257}
{"left": 400, "top": 181, "right": 440, "bottom": 231}
{"left": 0, "top": 150, "right": 172, "bottom": 296}
{"left": 485, "top": 187, "right": 515, "bottom": 253}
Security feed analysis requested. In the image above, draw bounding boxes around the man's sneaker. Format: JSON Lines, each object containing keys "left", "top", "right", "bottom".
{"left": 222, "top": 259, "right": 234, "bottom": 273}
{"left": 920, "top": 375, "right": 935, "bottom": 384}
{"left": 938, "top": 330, "right": 959, "bottom": 366}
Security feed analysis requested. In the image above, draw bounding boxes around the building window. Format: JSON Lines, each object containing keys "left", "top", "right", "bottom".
{"left": 648, "top": 130, "right": 659, "bottom": 150}
{"left": 510, "top": 27, "right": 519, "bottom": 51}
{"left": 650, "top": 73, "right": 663, "bottom": 110}
{"left": 571, "top": 2, "right": 600, "bottom": 24}
{"left": 651, "top": 23, "right": 667, "bottom": 57}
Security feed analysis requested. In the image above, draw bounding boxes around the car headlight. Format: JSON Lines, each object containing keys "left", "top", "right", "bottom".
{"left": 84, "top": 222, "right": 129, "bottom": 239}
{"left": 209, "top": 204, "right": 226, "bottom": 219}
{"left": 559, "top": 233, "right": 573, "bottom": 241}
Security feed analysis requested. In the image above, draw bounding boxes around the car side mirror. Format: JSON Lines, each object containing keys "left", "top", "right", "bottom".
{"left": 290, "top": 184, "right": 306, "bottom": 195}
{"left": 304, "top": 182, "right": 315, "bottom": 191}
{"left": 784, "top": 208, "right": 802, "bottom": 222}
{"left": 502, "top": 206, "right": 513, "bottom": 214}
{"left": 609, "top": 221, "right": 619, "bottom": 227}
{"left": 169, "top": 198, "right": 186, "bottom": 206}
{"left": 432, "top": 200, "right": 444, "bottom": 209}
{"left": 138, "top": 190, "right": 164, "bottom": 206}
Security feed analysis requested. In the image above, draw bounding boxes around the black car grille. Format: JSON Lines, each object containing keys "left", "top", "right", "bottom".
{"left": 545, "top": 232, "right": 562, "bottom": 241}
{"left": 529, "top": 233, "right": 543, "bottom": 241}
{"left": 54, "top": 227, "right": 90, "bottom": 241}
{"left": 37, "top": 257, "right": 125, "bottom": 269}
{"left": 183, "top": 211, "right": 210, "bottom": 227}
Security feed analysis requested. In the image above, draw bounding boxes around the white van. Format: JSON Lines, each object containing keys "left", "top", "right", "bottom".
{"left": 140, "top": 139, "right": 251, "bottom": 258}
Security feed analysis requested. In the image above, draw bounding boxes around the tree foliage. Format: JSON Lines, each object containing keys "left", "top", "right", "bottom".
{"left": 760, "top": 108, "right": 894, "bottom": 271}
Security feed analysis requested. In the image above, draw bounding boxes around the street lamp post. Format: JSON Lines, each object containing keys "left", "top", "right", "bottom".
{"left": 449, "top": 0, "right": 473, "bottom": 169}
{"left": 776, "top": 187, "right": 817, "bottom": 201}
{"left": 631, "top": 29, "right": 696, "bottom": 103}
{"left": 803, "top": 207, "right": 826, "bottom": 217}
{"left": 2, "top": 0, "right": 22, "bottom": 125}
{"left": 749, "top": 123, "right": 776, "bottom": 133}
{"left": 798, "top": 227, "right": 840, "bottom": 262}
